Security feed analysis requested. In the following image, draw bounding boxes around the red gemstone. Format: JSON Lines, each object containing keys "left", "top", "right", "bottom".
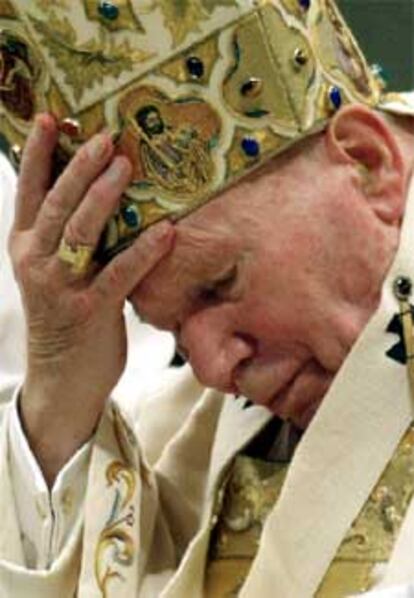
{"left": 59, "top": 118, "right": 81, "bottom": 138}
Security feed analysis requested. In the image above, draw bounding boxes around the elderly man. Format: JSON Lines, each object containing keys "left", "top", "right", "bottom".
{"left": 0, "top": 151, "right": 175, "bottom": 398}
{"left": 0, "top": 153, "right": 175, "bottom": 398}
{"left": 0, "top": 0, "right": 414, "bottom": 596}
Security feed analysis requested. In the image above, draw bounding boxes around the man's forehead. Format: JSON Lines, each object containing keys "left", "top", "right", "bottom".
{"left": 133, "top": 158, "right": 286, "bottom": 323}
{"left": 149, "top": 217, "right": 235, "bottom": 284}
{"left": 133, "top": 208, "right": 237, "bottom": 323}
{"left": 137, "top": 158, "right": 278, "bottom": 278}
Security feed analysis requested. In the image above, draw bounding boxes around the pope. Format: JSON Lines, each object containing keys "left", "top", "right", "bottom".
{"left": 0, "top": 0, "right": 414, "bottom": 597}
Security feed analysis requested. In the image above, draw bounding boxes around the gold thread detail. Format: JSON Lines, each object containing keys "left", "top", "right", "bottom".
{"left": 94, "top": 459, "right": 137, "bottom": 596}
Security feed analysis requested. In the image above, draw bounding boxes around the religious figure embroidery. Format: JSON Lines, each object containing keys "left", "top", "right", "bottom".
{"left": 132, "top": 104, "right": 214, "bottom": 196}
{"left": 116, "top": 86, "right": 220, "bottom": 201}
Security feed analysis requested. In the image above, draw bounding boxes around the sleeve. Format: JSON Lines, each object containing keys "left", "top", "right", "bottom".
{"left": 7, "top": 388, "right": 92, "bottom": 570}
{"left": 0, "top": 396, "right": 152, "bottom": 597}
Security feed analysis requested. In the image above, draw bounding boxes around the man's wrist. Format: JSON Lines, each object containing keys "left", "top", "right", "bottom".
{"left": 19, "top": 382, "right": 105, "bottom": 487}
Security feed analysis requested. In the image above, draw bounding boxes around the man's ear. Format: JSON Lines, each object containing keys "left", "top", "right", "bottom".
{"left": 325, "top": 104, "right": 405, "bottom": 224}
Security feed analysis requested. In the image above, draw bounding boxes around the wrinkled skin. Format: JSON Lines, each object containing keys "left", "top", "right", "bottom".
{"left": 9, "top": 105, "right": 413, "bottom": 484}
{"left": 131, "top": 107, "right": 413, "bottom": 429}
{"left": 8, "top": 114, "right": 175, "bottom": 484}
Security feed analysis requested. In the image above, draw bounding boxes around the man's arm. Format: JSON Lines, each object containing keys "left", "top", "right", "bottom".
{"left": 8, "top": 392, "right": 90, "bottom": 569}
{"left": 8, "top": 113, "right": 175, "bottom": 486}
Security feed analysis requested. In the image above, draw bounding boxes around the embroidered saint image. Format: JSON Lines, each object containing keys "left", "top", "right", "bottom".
{"left": 133, "top": 104, "right": 213, "bottom": 195}
{"left": 116, "top": 86, "right": 221, "bottom": 202}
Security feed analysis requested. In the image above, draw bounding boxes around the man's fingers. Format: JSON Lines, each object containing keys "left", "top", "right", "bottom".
{"left": 14, "top": 114, "right": 58, "bottom": 231}
{"left": 61, "top": 156, "right": 132, "bottom": 254}
{"left": 34, "top": 133, "right": 113, "bottom": 253}
{"left": 92, "top": 221, "right": 175, "bottom": 304}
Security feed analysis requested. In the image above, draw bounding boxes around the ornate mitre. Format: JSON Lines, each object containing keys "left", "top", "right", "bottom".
{"left": 0, "top": 0, "right": 406, "bottom": 260}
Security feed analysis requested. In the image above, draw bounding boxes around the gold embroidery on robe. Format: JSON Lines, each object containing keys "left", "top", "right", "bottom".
{"left": 94, "top": 410, "right": 138, "bottom": 597}
{"left": 205, "top": 422, "right": 414, "bottom": 597}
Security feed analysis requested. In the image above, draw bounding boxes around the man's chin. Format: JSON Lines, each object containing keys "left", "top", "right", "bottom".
{"left": 289, "top": 399, "right": 321, "bottom": 430}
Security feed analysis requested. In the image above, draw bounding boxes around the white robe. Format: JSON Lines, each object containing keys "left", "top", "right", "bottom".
{"left": 1, "top": 93, "right": 414, "bottom": 596}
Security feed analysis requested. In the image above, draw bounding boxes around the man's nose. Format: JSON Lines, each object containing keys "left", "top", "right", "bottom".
{"left": 180, "top": 310, "right": 254, "bottom": 392}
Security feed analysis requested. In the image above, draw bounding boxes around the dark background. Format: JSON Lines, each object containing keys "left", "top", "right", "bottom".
{"left": 338, "top": 0, "right": 414, "bottom": 91}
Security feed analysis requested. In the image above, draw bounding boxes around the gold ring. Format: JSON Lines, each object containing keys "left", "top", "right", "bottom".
{"left": 58, "top": 238, "right": 94, "bottom": 275}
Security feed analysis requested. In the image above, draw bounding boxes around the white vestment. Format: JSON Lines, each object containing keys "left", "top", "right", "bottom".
{"left": 1, "top": 94, "right": 414, "bottom": 596}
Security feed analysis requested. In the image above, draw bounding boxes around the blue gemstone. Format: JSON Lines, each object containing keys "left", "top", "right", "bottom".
{"left": 241, "top": 137, "right": 260, "bottom": 158}
{"left": 298, "top": 0, "right": 311, "bottom": 10}
{"left": 122, "top": 206, "right": 140, "bottom": 229}
{"left": 329, "top": 86, "right": 342, "bottom": 110}
{"left": 186, "top": 56, "right": 205, "bottom": 79}
{"left": 98, "top": 1, "right": 119, "bottom": 21}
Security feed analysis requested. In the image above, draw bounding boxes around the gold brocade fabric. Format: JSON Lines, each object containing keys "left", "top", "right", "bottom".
{"left": 205, "top": 422, "right": 414, "bottom": 597}
{"left": 0, "top": 0, "right": 386, "bottom": 260}
{"left": 205, "top": 296, "right": 414, "bottom": 597}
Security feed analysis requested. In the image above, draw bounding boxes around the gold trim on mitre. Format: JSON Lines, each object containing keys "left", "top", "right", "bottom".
{"left": 0, "top": 0, "right": 391, "bottom": 260}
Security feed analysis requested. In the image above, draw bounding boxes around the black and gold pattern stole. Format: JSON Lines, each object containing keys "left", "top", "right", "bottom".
{"left": 205, "top": 287, "right": 414, "bottom": 597}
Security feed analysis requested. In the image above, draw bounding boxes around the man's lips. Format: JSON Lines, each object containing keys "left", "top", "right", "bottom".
{"left": 266, "top": 364, "right": 306, "bottom": 414}
{"left": 269, "top": 361, "right": 332, "bottom": 426}
{"left": 249, "top": 362, "right": 307, "bottom": 410}
{"left": 234, "top": 358, "right": 304, "bottom": 402}
{"left": 238, "top": 360, "right": 332, "bottom": 428}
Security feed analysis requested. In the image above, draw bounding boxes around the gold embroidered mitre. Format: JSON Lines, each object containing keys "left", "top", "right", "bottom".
{"left": 0, "top": 0, "right": 399, "bottom": 259}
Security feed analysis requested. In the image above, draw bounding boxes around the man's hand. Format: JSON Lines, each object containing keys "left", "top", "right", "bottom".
{"left": 8, "top": 114, "right": 175, "bottom": 486}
